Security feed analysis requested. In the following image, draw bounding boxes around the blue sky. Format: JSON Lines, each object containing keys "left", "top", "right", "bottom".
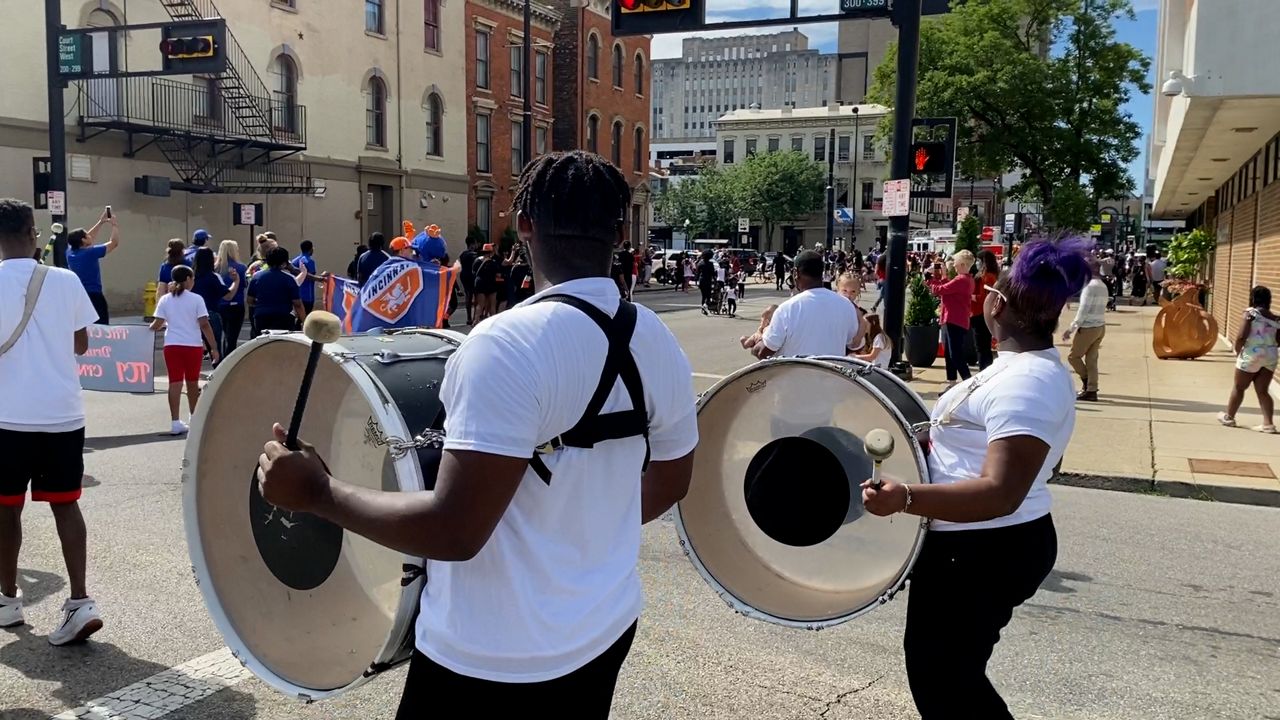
{"left": 651, "top": 0, "right": 1160, "bottom": 191}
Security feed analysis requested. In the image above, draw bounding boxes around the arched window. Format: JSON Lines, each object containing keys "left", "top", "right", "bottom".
{"left": 611, "top": 120, "right": 622, "bottom": 166}
{"left": 586, "top": 34, "right": 600, "bottom": 81}
{"left": 366, "top": 76, "right": 387, "bottom": 147}
{"left": 586, "top": 113, "right": 599, "bottom": 155}
{"left": 633, "top": 126, "right": 643, "bottom": 173}
{"left": 425, "top": 92, "right": 443, "bottom": 157}
{"left": 611, "top": 44, "right": 623, "bottom": 88}
{"left": 634, "top": 53, "right": 645, "bottom": 95}
{"left": 272, "top": 55, "right": 299, "bottom": 133}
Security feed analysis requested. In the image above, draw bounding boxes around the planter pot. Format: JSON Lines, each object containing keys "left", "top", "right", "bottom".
{"left": 905, "top": 324, "right": 940, "bottom": 368}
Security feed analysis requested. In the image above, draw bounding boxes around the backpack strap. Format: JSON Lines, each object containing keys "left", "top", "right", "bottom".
{"left": 0, "top": 264, "right": 50, "bottom": 359}
{"left": 528, "top": 293, "right": 650, "bottom": 485}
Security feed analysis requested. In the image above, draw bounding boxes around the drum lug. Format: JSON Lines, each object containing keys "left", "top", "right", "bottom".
{"left": 297, "top": 692, "right": 314, "bottom": 704}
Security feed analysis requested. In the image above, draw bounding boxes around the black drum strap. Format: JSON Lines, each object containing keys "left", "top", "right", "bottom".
{"left": 528, "top": 294, "right": 650, "bottom": 485}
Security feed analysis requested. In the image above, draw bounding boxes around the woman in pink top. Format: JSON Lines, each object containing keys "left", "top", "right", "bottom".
{"left": 928, "top": 250, "right": 976, "bottom": 386}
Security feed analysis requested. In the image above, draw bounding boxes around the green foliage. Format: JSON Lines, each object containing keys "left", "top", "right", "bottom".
{"left": 954, "top": 214, "right": 982, "bottom": 255}
{"left": 499, "top": 226, "right": 519, "bottom": 255}
{"left": 906, "top": 273, "right": 940, "bottom": 327}
{"left": 1166, "top": 228, "right": 1215, "bottom": 280}
{"left": 867, "top": 0, "right": 1151, "bottom": 230}
{"left": 654, "top": 166, "right": 741, "bottom": 240}
{"left": 466, "top": 224, "right": 487, "bottom": 246}
{"left": 732, "top": 150, "right": 827, "bottom": 247}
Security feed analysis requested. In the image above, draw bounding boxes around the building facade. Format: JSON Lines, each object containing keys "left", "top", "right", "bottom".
{"left": 547, "top": 0, "right": 651, "bottom": 248}
{"left": 1, "top": 0, "right": 469, "bottom": 310}
{"left": 1147, "top": 0, "right": 1280, "bottom": 343}
{"left": 651, "top": 31, "right": 837, "bottom": 144}
{"left": 713, "top": 104, "right": 930, "bottom": 254}
{"left": 464, "top": 0, "right": 559, "bottom": 246}
{"left": 834, "top": 18, "right": 896, "bottom": 105}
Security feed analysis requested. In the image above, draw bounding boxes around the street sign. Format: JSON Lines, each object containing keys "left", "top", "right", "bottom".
{"left": 839, "top": 0, "right": 890, "bottom": 12}
{"left": 233, "top": 202, "right": 264, "bottom": 227}
{"left": 47, "top": 190, "right": 66, "bottom": 215}
{"left": 33, "top": 157, "right": 52, "bottom": 210}
{"left": 883, "top": 180, "right": 910, "bottom": 217}
{"left": 57, "top": 32, "right": 93, "bottom": 79}
{"left": 738, "top": 217, "right": 750, "bottom": 233}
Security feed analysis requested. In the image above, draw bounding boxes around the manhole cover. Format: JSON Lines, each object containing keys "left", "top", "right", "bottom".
{"left": 1187, "top": 458, "right": 1276, "bottom": 479}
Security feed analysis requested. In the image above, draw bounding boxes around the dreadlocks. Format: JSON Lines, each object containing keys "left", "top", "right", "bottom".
{"left": 511, "top": 151, "right": 631, "bottom": 279}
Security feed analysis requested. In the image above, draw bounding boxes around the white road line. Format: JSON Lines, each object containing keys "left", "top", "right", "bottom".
{"left": 51, "top": 647, "right": 250, "bottom": 720}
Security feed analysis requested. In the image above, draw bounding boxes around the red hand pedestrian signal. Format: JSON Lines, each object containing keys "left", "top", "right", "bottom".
{"left": 909, "top": 142, "right": 946, "bottom": 174}
{"left": 913, "top": 146, "right": 930, "bottom": 172}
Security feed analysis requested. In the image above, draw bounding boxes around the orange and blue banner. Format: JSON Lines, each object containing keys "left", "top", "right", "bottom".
{"left": 324, "top": 258, "right": 459, "bottom": 333}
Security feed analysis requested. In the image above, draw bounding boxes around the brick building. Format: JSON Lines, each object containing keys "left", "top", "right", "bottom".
{"left": 547, "top": 0, "right": 652, "bottom": 248}
{"left": 466, "top": 0, "right": 561, "bottom": 246}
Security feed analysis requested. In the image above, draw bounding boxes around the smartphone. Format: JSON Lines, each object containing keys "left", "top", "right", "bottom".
{"left": 105, "top": 205, "right": 113, "bottom": 219}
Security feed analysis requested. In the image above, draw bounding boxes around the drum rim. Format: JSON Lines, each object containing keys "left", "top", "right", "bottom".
{"left": 675, "top": 355, "right": 931, "bottom": 630}
{"left": 182, "top": 333, "right": 428, "bottom": 701}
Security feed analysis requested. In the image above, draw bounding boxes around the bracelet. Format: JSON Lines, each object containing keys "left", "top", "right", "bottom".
{"left": 901, "top": 485, "right": 913, "bottom": 514}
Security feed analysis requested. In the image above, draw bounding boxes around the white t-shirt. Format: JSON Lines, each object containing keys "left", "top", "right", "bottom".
{"left": 0, "top": 260, "right": 100, "bottom": 432}
{"left": 416, "top": 277, "right": 699, "bottom": 682}
{"left": 926, "top": 348, "right": 1075, "bottom": 532}
{"left": 869, "top": 333, "right": 891, "bottom": 369}
{"left": 761, "top": 287, "right": 861, "bottom": 358}
{"left": 153, "top": 290, "right": 208, "bottom": 347}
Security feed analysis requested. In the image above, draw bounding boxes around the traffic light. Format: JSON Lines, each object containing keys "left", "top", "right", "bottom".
{"left": 613, "top": 0, "right": 699, "bottom": 35}
{"left": 618, "top": 0, "right": 688, "bottom": 11}
{"left": 160, "top": 36, "right": 216, "bottom": 60}
{"left": 910, "top": 142, "right": 947, "bottom": 174}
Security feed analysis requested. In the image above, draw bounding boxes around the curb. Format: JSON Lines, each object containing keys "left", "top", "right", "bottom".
{"left": 1052, "top": 471, "right": 1280, "bottom": 509}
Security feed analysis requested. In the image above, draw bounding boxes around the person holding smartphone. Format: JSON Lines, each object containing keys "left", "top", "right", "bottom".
{"left": 65, "top": 207, "right": 120, "bottom": 325}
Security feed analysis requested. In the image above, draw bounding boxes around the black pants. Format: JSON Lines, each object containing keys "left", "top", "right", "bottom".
{"left": 395, "top": 622, "right": 637, "bottom": 719}
{"left": 88, "top": 291, "right": 109, "bottom": 325}
{"left": 905, "top": 514, "right": 1057, "bottom": 720}
{"left": 971, "top": 314, "right": 994, "bottom": 370}
{"left": 942, "top": 322, "right": 972, "bottom": 382}
{"left": 253, "top": 313, "right": 295, "bottom": 337}
{"left": 220, "top": 304, "right": 245, "bottom": 358}
{"left": 699, "top": 282, "right": 713, "bottom": 308}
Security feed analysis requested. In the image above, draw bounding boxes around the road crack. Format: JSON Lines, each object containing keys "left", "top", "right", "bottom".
{"left": 818, "top": 674, "right": 886, "bottom": 718}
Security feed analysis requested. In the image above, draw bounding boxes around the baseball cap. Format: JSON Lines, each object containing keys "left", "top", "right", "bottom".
{"left": 192, "top": 229, "right": 210, "bottom": 245}
{"left": 389, "top": 236, "right": 412, "bottom": 252}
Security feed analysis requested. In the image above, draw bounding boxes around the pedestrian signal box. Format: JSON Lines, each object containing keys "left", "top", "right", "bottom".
{"left": 613, "top": 0, "right": 700, "bottom": 36}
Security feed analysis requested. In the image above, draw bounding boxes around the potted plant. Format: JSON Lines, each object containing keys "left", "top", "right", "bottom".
{"left": 904, "top": 273, "right": 941, "bottom": 368}
{"left": 1165, "top": 228, "right": 1215, "bottom": 306}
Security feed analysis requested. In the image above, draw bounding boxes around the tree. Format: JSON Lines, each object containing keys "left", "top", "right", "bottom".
{"left": 954, "top": 214, "right": 982, "bottom": 255}
{"left": 654, "top": 166, "right": 740, "bottom": 240}
{"left": 733, "top": 150, "right": 826, "bottom": 249}
{"left": 868, "top": 0, "right": 1150, "bottom": 231}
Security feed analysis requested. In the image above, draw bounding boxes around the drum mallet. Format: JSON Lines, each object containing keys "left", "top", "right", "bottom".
{"left": 286, "top": 311, "right": 342, "bottom": 451}
{"left": 864, "top": 428, "right": 895, "bottom": 490}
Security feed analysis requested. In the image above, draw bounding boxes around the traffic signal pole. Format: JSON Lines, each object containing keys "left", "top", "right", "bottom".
{"left": 884, "top": 0, "right": 922, "bottom": 375}
{"left": 44, "top": 0, "right": 68, "bottom": 267}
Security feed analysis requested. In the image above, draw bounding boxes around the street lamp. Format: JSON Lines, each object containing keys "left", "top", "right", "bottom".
{"left": 850, "top": 106, "right": 860, "bottom": 250}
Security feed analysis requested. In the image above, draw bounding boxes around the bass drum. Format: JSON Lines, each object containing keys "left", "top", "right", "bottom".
{"left": 183, "top": 329, "right": 464, "bottom": 702}
{"left": 675, "top": 356, "right": 931, "bottom": 630}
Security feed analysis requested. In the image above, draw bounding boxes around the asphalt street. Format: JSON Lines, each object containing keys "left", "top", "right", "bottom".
{"left": 1, "top": 283, "right": 1277, "bottom": 720}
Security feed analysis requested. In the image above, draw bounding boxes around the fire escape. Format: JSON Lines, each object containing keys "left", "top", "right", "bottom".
{"left": 76, "top": 0, "right": 311, "bottom": 194}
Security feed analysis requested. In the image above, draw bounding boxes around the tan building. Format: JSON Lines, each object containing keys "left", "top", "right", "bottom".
{"left": 0, "top": 0, "right": 468, "bottom": 311}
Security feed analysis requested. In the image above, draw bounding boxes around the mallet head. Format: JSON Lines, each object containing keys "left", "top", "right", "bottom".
{"left": 302, "top": 311, "right": 342, "bottom": 345}
{"left": 863, "top": 428, "right": 895, "bottom": 463}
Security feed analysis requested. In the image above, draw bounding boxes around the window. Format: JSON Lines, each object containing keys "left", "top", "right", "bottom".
{"left": 838, "top": 135, "right": 850, "bottom": 162}
{"left": 612, "top": 44, "right": 623, "bottom": 87}
{"left": 634, "top": 53, "right": 644, "bottom": 95}
{"left": 633, "top": 127, "right": 643, "bottom": 172}
{"left": 791, "top": 135, "right": 803, "bottom": 152}
{"left": 476, "top": 113, "right": 491, "bottom": 173}
{"left": 424, "top": 0, "right": 440, "bottom": 51}
{"left": 512, "top": 119, "right": 525, "bottom": 176}
{"left": 510, "top": 43, "right": 524, "bottom": 98}
{"left": 861, "top": 181, "right": 873, "bottom": 210}
{"left": 745, "top": 138, "right": 757, "bottom": 156}
{"left": 476, "top": 196, "right": 492, "bottom": 242}
{"left": 271, "top": 55, "right": 298, "bottom": 133}
{"left": 365, "top": 0, "right": 384, "bottom": 34}
{"left": 535, "top": 51, "right": 547, "bottom": 105}
{"left": 813, "top": 135, "right": 826, "bottom": 162}
{"left": 767, "top": 137, "right": 779, "bottom": 153}
{"left": 198, "top": 77, "right": 221, "bottom": 121}
{"left": 536, "top": 125, "right": 547, "bottom": 156}
{"left": 586, "top": 114, "right": 599, "bottom": 154}
{"left": 611, "top": 120, "right": 622, "bottom": 166}
{"left": 475, "top": 31, "right": 490, "bottom": 90}
{"left": 366, "top": 76, "right": 386, "bottom": 147}
{"left": 723, "top": 138, "right": 735, "bottom": 164}
{"left": 425, "top": 93, "right": 443, "bottom": 157}
{"left": 861, "top": 134, "right": 875, "bottom": 160}
{"left": 587, "top": 34, "right": 600, "bottom": 80}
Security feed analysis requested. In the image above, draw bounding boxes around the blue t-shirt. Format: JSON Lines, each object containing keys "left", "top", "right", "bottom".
{"left": 293, "top": 253, "right": 317, "bottom": 303}
{"left": 357, "top": 249, "right": 390, "bottom": 286}
{"left": 67, "top": 244, "right": 107, "bottom": 293}
{"left": 249, "top": 268, "right": 300, "bottom": 317}
{"left": 158, "top": 261, "right": 186, "bottom": 284}
{"left": 222, "top": 261, "right": 247, "bottom": 305}
{"left": 184, "top": 244, "right": 207, "bottom": 265}
{"left": 192, "top": 272, "right": 228, "bottom": 316}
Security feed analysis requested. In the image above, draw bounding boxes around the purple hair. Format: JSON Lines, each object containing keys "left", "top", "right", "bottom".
{"left": 999, "top": 233, "right": 1094, "bottom": 337}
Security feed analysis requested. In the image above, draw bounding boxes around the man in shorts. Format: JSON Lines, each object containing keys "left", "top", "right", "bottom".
{"left": 0, "top": 198, "right": 104, "bottom": 645}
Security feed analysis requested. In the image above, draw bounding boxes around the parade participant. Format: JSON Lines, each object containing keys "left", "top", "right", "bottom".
{"left": 257, "top": 151, "right": 698, "bottom": 716}
{"left": 155, "top": 239, "right": 187, "bottom": 304}
{"left": 1218, "top": 285, "right": 1280, "bottom": 433}
{"left": 65, "top": 208, "right": 120, "bottom": 325}
{"left": 1063, "top": 255, "right": 1108, "bottom": 401}
{"left": 752, "top": 251, "right": 863, "bottom": 359}
{"left": 929, "top": 250, "right": 977, "bottom": 387}
{"left": 247, "top": 247, "right": 306, "bottom": 337}
{"left": 0, "top": 198, "right": 104, "bottom": 645}
{"left": 215, "top": 240, "right": 248, "bottom": 359}
{"left": 292, "top": 241, "right": 319, "bottom": 315}
{"left": 862, "top": 236, "right": 1089, "bottom": 720}
{"left": 150, "top": 266, "right": 220, "bottom": 435}
{"left": 191, "top": 248, "right": 239, "bottom": 362}
{"left": 357, "top": 233, "right": 390, "bottom": 285}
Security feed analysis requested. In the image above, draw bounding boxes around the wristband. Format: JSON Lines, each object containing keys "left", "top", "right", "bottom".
{"left": 902, "top": 484, "right": 913, "bottom": 514}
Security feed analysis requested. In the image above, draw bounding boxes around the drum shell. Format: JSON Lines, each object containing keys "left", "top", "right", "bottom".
{"left": 183, "top": 330, "right": 460, "bottom": 701}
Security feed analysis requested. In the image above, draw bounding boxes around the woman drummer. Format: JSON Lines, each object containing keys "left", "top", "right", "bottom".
{"left": 862, "top": 236, "right": 1091, "bottom": 719}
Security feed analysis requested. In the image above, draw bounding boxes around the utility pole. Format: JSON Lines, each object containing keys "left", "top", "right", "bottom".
{"left": 883, "top": 0, "right": 922, "bottom": 374}
{"left": 850, "top": 106, "right": 860, "bottom": 249}
{"left": 522, "top": 0, "right": 534, "bottom": 171}
{"left": 825, "top": 127, "right": 836, "bottom": 249}
{"left": 44, "top": 0, "right": 68, "bottom": 267}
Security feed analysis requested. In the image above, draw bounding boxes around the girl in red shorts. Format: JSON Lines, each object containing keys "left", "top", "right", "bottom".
{"left": 150, "top": 266, "right": 219, "bottom": 435}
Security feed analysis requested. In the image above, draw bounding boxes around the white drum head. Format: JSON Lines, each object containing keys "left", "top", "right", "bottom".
{"left": 184, "top": 335, "right": 422, "bottom": 699}
{"left": 676, "top": 358, "right": 928, "bottom": 629}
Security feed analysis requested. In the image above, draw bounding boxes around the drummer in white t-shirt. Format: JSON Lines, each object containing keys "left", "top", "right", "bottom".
{"left": 861, "top": 238, "right": 1091, "bottom": 720}
{"left": 257, "top": 152, "right": 698, "bottom": 717}
{"left": 752, "top": 250, "right": 864, "bottom": 359}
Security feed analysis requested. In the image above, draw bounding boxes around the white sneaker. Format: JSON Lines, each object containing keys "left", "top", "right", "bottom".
{"left": 170, "top": 420, "right": 189, "bottom": 436}
{"left": 48, "top": 597, "right": 102, "bottom": 646}
{"left": 0, "top": 589, "right": 23, "bottom": 628}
